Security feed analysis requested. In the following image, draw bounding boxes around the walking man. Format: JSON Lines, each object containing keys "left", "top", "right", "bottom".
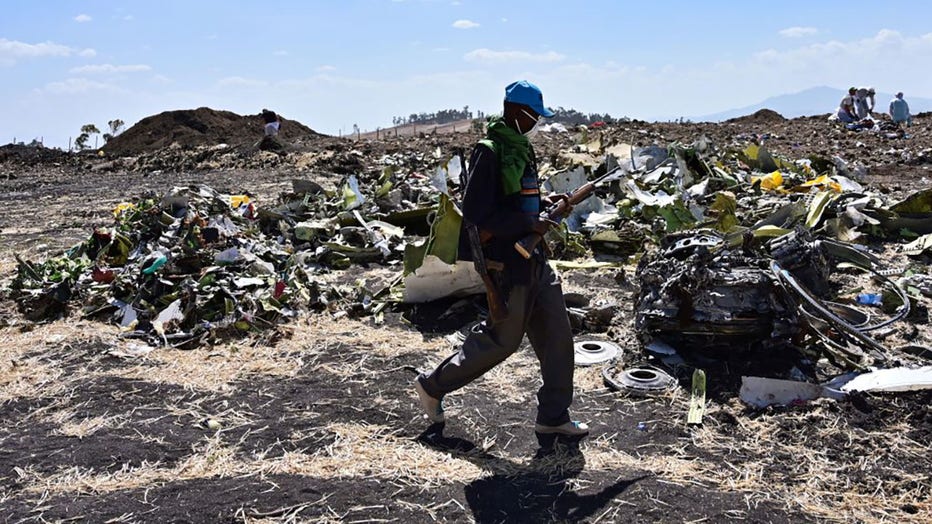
{"left": 414, "top": 80, "right": 589, "bottom": 438}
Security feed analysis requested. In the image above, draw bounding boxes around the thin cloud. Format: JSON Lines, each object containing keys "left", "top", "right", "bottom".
{"left": 754, "top": 29, "right": 931, "bottom": 67}
{"left": 74, "top": 14, "right": 92, "bottom": 23}
{"left": 273, "top": 50, "right": 288, "bottom": 56}
{"left": 41, "top": 78, "right": 126, "bottom": 95}
{"left": 0, "top": 38, "right": 95, "bottom": 65}
{"left": 464, "top": 48, "right": 565, "bottom": 64}
{"left": 70, "top": 64, "right": 151, "bottom": 74}
{"left": 316, "top": 65, "right": 337, "bottom": 72}
{"left": 217, "top": 76, "right": 269, "bottom": 88}
{"left": 452, "top": 19, "right": 479, "bottom": 29}
{"left": 779, "top": 26, "right": 818, "bottom": 38}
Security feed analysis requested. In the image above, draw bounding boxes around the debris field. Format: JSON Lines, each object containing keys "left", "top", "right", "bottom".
{"left": 1, "top": 107, "right": 931, "bottom": 523}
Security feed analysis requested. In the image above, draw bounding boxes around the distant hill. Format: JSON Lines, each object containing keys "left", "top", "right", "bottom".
{"left": 692, "top": 86, "right": 932, "bottom": 122}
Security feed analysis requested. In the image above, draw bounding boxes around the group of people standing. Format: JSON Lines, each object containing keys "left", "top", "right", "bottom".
{"left": 836, "top": 86, "right": 912, "bottom": 126}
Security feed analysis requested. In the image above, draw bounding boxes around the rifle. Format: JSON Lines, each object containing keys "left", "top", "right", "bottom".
{"left": 466, "top": 222, "right": 509, "bottom": 323}
{"left": 514, "top": 166, "right": 624, "bottom": 259}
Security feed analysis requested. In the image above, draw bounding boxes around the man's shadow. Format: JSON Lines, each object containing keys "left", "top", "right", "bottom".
{"left": 417, "top": 423, "right": 647, "bottom": 523}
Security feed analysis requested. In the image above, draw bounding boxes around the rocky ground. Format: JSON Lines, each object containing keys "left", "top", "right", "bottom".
{"left": 0, "top": 108, "right": 930, "bottom": 523}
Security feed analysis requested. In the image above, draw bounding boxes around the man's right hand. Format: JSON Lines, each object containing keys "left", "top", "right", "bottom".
{"left": 531, "top": 218, "right": 559, "bottom": 236}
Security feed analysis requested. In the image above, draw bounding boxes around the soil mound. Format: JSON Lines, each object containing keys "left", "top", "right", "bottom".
{"left": 0, "top": 144, "right": 71, "bottom": 167}
{"left": 102, "top": 107, "right": 325, "bottom": 156}
{"left": 725, "top": 108, "right": 786, "bottom": 124}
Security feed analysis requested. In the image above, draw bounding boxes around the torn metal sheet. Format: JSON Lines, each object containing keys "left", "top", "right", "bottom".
{"left": 152, "top": 299, "right": 184, "bottom": 337}
{"left": 839, "top": 366, "right": 932, "bottom": 393}
{"left": 543, "top": 167, "right": 609, "bottom": 231}
{"left": 549, "top": 260, "right": 622, "bottom": 270}
{"left": 430, "top": 156, "right": 464, "bottom": 196}
{"left": 625, "top": 180, "right": 677, "bottom": 207}
{"left": 890, "top": 188, "right": 932, "bottom": 214}
{"left": 342, "top": 175, "right": 366, "bottom": 210}
{"left": 739, "top": 376, "right": 845, "bottom": 408}
{"left": 902, "top": 233, "right": 932, "bottom": 256}
{"left": 423, "top": 193, "right": 462, "bottom": 265}
{"left": 402, "top": 255, "right": 485, "bottom": 303}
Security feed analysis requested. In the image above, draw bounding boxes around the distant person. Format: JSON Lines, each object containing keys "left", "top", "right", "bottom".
{"left": 261, "top": 109, "right": 280, "bottom": 137}
{"left": 854, "top": 87, "right": 876, "bottom": 119}
{"left": 836, "top": 87, "right": 858, "bottom": 123}
{"left": 889, "top": 92, "right": 912, "bottom": 127}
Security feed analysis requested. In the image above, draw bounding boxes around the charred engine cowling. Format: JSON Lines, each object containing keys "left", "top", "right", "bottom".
{"left": 635, "top": 228, "right": 829, "bottom": 355}
{"left": 767, "top": 229, "right": 831, "bottom": 297}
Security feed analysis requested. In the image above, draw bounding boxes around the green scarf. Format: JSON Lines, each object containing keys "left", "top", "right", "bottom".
{"left": 482, "top": 115, "right": 530, "bottom": 195}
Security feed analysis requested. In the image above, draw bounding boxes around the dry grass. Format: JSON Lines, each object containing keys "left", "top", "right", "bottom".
{"left": 0, "top": 321, "right": 105, "bottom": 403}
{"left": 3, "top": 284, "right": 931, "bottom": 522}
{"left": 106, "top": 338, "right": 305, "bottom": 393}
{"left": 690, "top": 401, "right": 932, "bottom": 522}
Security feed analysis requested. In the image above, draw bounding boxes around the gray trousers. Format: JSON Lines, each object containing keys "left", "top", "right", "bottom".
{"left": 419, "top": 260, "right": 574, "bottom": 426}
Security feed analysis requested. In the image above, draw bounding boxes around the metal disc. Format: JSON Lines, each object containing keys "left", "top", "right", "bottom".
{"left": 616, "top": 366, "right": 677, "bottom": 395}
{"left": 574, "top": 340, "right": 621, "bottom": 366}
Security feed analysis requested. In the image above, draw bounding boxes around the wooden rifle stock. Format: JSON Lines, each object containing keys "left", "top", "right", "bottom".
{"left": 466, "top": 224, "right": 508, "bottom": 323}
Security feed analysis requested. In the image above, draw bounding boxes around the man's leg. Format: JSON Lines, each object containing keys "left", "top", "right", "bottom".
{"left": 418, "top": 284, "right": 532, "bottom": 399}
{"left": 525, "top": 264, "right": 575, "bottom": 427}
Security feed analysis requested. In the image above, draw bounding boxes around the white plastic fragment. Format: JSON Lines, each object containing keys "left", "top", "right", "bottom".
{"left": 839, "top": 366, "right": 932, "bottom": 393}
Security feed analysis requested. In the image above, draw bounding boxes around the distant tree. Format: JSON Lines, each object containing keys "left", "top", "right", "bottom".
{"left": 108, "top": 119, "right": 124, "bottom": 135}
{"left": 74, "top": 124, "right": 100, "bottom": 150}
{"left": 103, "top": 119, "right": 125, "bottom": 142}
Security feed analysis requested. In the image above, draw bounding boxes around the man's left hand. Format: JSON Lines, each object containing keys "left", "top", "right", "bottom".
{"left": 543, "top": 193, "right": 574, "bottom": 214}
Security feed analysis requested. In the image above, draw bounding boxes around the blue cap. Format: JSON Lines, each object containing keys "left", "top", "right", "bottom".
{"left": 504, "top": 80, "right": 555, "bottom": 118}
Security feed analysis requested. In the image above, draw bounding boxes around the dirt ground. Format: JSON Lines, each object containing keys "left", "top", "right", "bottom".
{"left": 1, "top": 111, "right": 931, "bottom": 523}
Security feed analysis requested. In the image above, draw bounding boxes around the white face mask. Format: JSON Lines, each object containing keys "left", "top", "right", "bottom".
{"left": 515, "top": 109, "right": 542, "bottom": 137}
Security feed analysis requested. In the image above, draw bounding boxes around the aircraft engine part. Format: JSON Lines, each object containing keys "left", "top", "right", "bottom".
{"left": 635, "top": 230, "right": 800, "bottom": 354}
{"left": 603, "top": 365, "right": 677, "bottom": 395}
{"left": 574, "top": 340, "right": 621, "bottom": 366}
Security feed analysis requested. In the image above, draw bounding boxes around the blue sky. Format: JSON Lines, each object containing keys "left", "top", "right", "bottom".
{"left": 2, "top": 0, "right": 931, "bottom": 148}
